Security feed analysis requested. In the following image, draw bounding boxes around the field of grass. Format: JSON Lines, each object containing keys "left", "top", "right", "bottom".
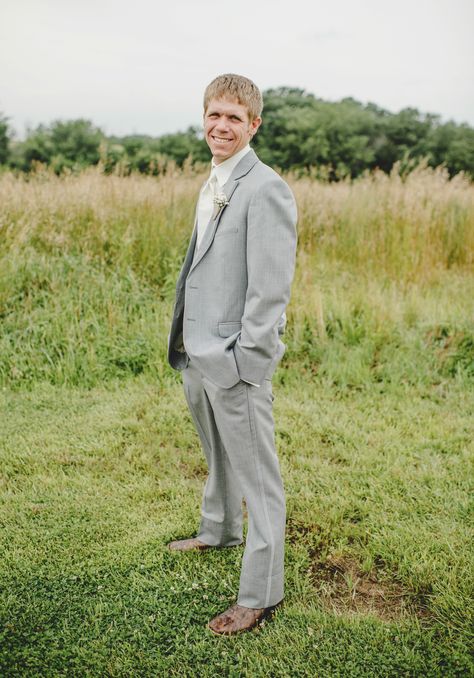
{"left": 0, "top": 165, "right": 473, "bottom": 676}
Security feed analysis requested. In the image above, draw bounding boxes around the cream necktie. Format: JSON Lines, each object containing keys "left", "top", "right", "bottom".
{"left": 196, "top": 171, "right": 218, "bottom": 250}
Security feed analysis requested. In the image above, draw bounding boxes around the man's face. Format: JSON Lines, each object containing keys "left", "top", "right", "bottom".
{"left": 204, "top": 97, "right": 261, "bottom": 164}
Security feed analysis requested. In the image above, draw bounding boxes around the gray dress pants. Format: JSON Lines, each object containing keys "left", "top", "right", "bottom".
{"left": 182, "top": 358, "right": 286, "bottom": 609}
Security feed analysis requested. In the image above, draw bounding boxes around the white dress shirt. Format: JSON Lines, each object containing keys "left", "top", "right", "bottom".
{"left": 196, "top": 171, "right": 218, "bottom": 250}
{"left": 195, "top": 144, "right": 251, "bottom": 250}
{"left": 211, "top": 144, "right": 251, "bottom": 187}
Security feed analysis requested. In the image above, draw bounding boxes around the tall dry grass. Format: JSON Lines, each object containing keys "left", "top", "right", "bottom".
{"left": 0, "top": 166, "right": 202, "bottom": 291}
{"left": 1, "top": 164, "right": 473, "bottom": 388}
{"left": 1, "top": 162, "right": 473, "bottom": 284}
{"left": 290, "top": 162, "right": 474, "bottom": 280}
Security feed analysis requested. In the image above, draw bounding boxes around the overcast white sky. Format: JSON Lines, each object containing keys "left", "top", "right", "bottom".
{"left": 1, "top": 0, "right": 473, "bottom": 138}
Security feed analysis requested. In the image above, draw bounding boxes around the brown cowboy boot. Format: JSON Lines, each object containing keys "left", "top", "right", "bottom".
{"left": 207, "top": 602, "right": 281, "bottom": 635}
{"left": 167, "top": 538, "right": 213, "bottom": 552}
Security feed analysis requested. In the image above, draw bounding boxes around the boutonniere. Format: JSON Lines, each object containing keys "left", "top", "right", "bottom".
{"left": 212, "top": 193, "right": 230, "bottom": 220}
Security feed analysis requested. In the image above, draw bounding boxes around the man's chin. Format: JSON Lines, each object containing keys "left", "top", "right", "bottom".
{"left": 208, "top": 140, "right": 235, "bottom": 160}
{"left": 211, "top": 149, "right": 232, "bottom": 163}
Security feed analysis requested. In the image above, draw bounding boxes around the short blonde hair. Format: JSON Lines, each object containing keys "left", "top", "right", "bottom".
{"left": 203, "top": 73, "right": 263, "bottom": 120}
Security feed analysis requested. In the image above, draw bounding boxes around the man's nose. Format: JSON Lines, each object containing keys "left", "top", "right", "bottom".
{"left": 215, "top": 116, "right": 230, "bottom": 132}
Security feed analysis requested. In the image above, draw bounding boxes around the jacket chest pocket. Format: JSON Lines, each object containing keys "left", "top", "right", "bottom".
{"left": 215, "top": 227, "right": 239, "bottom": 239}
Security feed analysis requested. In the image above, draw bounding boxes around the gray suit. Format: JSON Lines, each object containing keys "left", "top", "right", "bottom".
{"left": 168, "top": 149, "right": 297, "bottom": 608}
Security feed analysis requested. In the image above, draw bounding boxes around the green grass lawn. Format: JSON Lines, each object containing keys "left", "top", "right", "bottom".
{"left": 1, "top": 371, "right": 473, "bottom": 677}
{"left": 1, "top": 168, "right": 473, "bottom": 675}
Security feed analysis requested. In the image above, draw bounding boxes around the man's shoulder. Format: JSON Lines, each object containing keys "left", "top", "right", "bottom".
{"left": 252, "top": 156, "right": 281, "bottom": 180}
{"left": 248, "top": 155, "right": 291, "bottom": 192}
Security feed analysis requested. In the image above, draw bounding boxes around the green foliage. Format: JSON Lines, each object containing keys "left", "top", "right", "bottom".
{"left": 156, "top": 126, "right": 209, "bottom": 165}
{"left": 425, "top": 121, "right": 474, "bottom": 176}
{"left": 4, "top": 90, "right": 474, "bottom": 178}
{"left": 254, "top": 90, "right": 474, "bottom": 178}
{"left": 10, "top": 119, "right": 104, "bottom": 173}
{"left": 254, "top": 90, "right": 380, "bottom": 178}
{"left": 0, "top": 112, "right": 10, "bottom": 165}
{"left": 100, "top": 127, "right": 208, "bottom": 175}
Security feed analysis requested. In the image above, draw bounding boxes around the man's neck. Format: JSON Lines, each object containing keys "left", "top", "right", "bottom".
{"left": 212, "top": 145, "right": 251, "bottom": 168}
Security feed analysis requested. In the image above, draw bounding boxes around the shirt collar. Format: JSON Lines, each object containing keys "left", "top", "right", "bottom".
{"left": 211, "top": 145, "right": 251, "bottom": 188}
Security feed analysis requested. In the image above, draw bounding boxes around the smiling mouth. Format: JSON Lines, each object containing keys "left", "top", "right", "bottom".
{"left": 211, "top": 136, "right": 232, "bottom": 145}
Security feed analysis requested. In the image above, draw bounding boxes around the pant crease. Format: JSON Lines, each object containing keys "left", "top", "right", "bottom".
{"left": 186, "top": 371, "right": 241, "bottom": 544}
{"left": 245, "top": 384, "right": 276, "bottom": 608}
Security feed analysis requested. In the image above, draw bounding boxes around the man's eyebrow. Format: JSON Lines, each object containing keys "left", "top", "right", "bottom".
{"left": 207, "top": 109, "right": 244, "bottom": 121}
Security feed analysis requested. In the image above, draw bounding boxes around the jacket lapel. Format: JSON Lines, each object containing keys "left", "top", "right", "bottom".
{"left": 175, "top": 205, "right": 199, "bottom": 289}
{"left": 188, "top": 149, "right": 259, "bottom": 274}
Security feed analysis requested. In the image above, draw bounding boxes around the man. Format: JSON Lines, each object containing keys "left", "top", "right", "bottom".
{"left": 167, "top": 74, "right": 297, "bottom": 635}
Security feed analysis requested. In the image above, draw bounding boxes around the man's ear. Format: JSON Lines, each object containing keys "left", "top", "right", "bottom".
{"left": 250, "top": 116, "right": 262, "bottom": 136}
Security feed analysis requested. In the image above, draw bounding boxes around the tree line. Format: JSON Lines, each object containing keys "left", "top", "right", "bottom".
{"left": 1, "top": 88, "right": 473, "bottom": 179}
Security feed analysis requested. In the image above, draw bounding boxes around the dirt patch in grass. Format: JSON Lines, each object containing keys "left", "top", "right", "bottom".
{"left": 310, "top": 553, "right": 432, "bottom": 622}
{"left": 176, "top": 458, "right": 207, "bottom": 479}
{"left": 287, "top": 518, "right": 433, "bottom": 622}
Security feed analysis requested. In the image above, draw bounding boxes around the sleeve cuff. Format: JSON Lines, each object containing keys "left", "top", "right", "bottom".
{"left": 241, "top": 379, "right": 260, "bottom": 388}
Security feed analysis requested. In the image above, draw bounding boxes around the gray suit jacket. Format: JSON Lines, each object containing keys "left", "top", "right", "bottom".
{"left": 167, "top": 149, "right": 297, "bottom": 388}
